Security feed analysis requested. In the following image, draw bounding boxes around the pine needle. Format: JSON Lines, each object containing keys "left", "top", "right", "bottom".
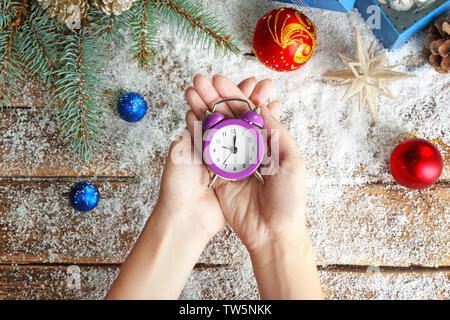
{"left": 153, "top": 0, "right": 240, "bottom": 56}
{"left": 0, "top": 0, "right": 240, "bottom": 160}
{"left": 88, "top": 6, "right": 127, "bottom": 44}
{"left": 53, "top": 28, "right": 109, "bottom": 161}
{"left": 0, "top": 0, "right": 19, "bottom": 30}
{"left": 126, "top": 0, "right": 160, "bottom": 68}
{"left": 16, "top": 1, "right": 62, "bottom": 86}
{"left": 0, "top": 30, "right": 23, "bottom": 109}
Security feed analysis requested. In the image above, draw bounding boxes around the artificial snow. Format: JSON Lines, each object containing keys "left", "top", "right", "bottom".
{"left": 0, "top": 0, "right": 448, "bottom": 299}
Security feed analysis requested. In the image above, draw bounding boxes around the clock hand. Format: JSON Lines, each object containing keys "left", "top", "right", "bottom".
{"left": 223, "top": 152, "right": 233, "bottom": 164}
{"left": 233, "top": 134, "right": 237, "bottom": 153}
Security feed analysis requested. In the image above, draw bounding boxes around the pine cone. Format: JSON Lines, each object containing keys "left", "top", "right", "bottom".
{"left": 91, "top": 0, "right": 136, "bottom": 16}
{"left": 37, "top": 0, "right": 89, "bottom": 29}
{"left": 423, "top": 13, "right": 450, "bottom": 74}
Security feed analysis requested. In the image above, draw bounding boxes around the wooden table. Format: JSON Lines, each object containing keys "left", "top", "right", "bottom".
{"left": 0, "top": 79, "right": 448, "bottom": 300}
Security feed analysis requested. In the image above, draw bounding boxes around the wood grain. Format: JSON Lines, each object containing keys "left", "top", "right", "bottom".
{"left": 7, "top": 77, "right": 49, "bottom": 108}
{"left": 365, "top": 144, "right": 450, "bottom": 181}
{"left": 2, "top": 103, "right": 448, "bottom": 179}
{"left": 0, "top": 180, "right": 447, "bottom": 267}
{"left": 317, "top": 267, "right": 450, "bottom": 300}
{"left": 1, "top": 76, "right": 448, "bottom": 300}
{"left": 309, "top": 182, "right": 450, "bottom": 267}
{"left": 0, "top": 108, "right": 164, "bottom": 177}
{"left": 0, "top": 180, "right": 244, "bottom": 265}
{"left": 0, "top": 264, "right": 447, "bottom": 300}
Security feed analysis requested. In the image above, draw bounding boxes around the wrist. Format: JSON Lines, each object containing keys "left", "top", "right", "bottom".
{"left": 106, "top": 202, "right": 210, "bottom": 299}
{"left": 152, "top": 201, "right": 212, "bottom": 247}
{"left": 248, "top": 229, "right": 323, "bottom": 300}
{"left": 248, "top": 227, "right": 313, "bottom": 269}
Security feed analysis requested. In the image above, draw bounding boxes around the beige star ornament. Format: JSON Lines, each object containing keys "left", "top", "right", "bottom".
{"left": 323, "top": 27, "right": 415, "bottom": 122}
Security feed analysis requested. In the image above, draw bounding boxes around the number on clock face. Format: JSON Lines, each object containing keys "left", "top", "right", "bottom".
{"left": 209, "top": 125, "right": 258, "bottom": 173}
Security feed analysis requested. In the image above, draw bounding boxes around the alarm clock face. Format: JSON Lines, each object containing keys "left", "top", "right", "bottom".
{"left": 203, "top": 119, "right": 265, "bottom": 180}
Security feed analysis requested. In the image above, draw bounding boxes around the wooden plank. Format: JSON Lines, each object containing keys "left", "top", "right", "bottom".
{"left": 0, "top": 181, "right": 141, "bottom": 264}
{"left": 3, "top": 100, "right": 449, "bottom": 180}
{"left": 0, "top": 180, "right": 244, "bottom": 265}
{"left": 309, "top": 182, "right": 449, "bottom": 267}
{"left": 0, "top": 180, "right": 447, "bottom": 267}
{"left": 318, "top": 267, "right": 450, "bottom": 300}
{"left": 0, "top": 264, "right": 448, "bottom": 299}
{"left": 184, "top": 266, "right": 450, "bottom": 300}
{"left": 7, "top": 76, "right": 49, "bottom": 108}
{"left": 439, "top": 145, "right": 449, "bottom": 179}
{"left": 365, "top": 144, "right": 450, "bottom": 180}
{"left": 0, "top": 264, "right": 117, "bottom": 300}
{"left": 0, "top": 108, "right": 163, "bottom": 177}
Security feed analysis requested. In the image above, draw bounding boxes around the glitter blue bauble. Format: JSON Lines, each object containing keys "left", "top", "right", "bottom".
{"left": 69, "top": 182, "right": 100, "bottom": 212}
{"left": 117, "top": 92, "right": 148, "bottom": 122}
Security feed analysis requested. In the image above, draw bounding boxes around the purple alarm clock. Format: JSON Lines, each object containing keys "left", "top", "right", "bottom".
{"left": 203, "top": 98, "right": 265, "bottom": 188}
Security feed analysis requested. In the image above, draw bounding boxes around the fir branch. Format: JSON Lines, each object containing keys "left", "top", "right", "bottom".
{"left": 16, "top": 1, "right": 62, "bottom": 86}
{"left": 126, "top": 0, "right": 160, "bottom": 68}
{"left": 0, "top": 0, "right": 18, "bottom": 30}
{"left": 0, "top": 28, "right": 24, "bottom": 108}
{"left": 6, "top": 0, "right": 26, "bottom": 29}
{"left": 153, "top": 0, "right": 240, "bottom": 56}
{"left": 0, "top": 0, "right": 27, "bottom": 109}
{"left": 88, "top": 6, "right": 126, "bottom": 44}
{"left": 54, "top": 28, "right": 109, "bottom": 161}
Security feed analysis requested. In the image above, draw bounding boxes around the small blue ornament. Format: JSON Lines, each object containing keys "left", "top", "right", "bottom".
{"left": 117, "top": 92, "right": 148, "bottom": 122}
{"left": 69, "top": 182, "right": 100, "bottom": 212}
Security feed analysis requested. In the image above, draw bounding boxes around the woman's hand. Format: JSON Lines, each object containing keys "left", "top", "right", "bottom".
{"left": 157, "top": 130, "right": 226, "bottom": 241}
{"left": 185, "top": 74, "right": 323, "bottom": 299}
{"left": 105, "top": 135, "right": 221, "bottom": 299}
{"left": 107, "top": 74, "right": 323, "bottom": 300}
{"left": 106, "top": 77, "right": 267, "bottom": 300}
{"left": 185, "top": 74, "right": 306, "bottom": 254}
{"left": 158, "top": 75, "right": 282, "bottom": 241}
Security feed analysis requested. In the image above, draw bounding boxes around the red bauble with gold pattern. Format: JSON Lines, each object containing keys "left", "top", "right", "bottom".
{"left": 252, "top": 7, "right": 317, "bottom": 72}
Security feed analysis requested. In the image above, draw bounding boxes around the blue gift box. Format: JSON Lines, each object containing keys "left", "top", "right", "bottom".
{"left": 274, "top": 0, "right": 356, "bottom": 12}
{"left": 356, "top": 0, "right": 450, "bottom": 49}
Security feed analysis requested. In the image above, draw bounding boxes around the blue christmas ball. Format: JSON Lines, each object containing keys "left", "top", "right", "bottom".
{"left": 69, "top": 182, "right": 100, "bottom": 212}
{"left": 117, "top": 92, "right": 148, "bottom": 122}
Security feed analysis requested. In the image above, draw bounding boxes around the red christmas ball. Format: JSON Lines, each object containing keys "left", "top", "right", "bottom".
{"left": 252, "top": 7, "right": 317, "bottom": 72}
{"left": 390, "top": 138, "right": 443, "bottom": 189}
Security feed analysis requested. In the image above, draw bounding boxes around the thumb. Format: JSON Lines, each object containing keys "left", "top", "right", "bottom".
{"left": 260, "top": 105, "right": 298, "bottom": 162}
